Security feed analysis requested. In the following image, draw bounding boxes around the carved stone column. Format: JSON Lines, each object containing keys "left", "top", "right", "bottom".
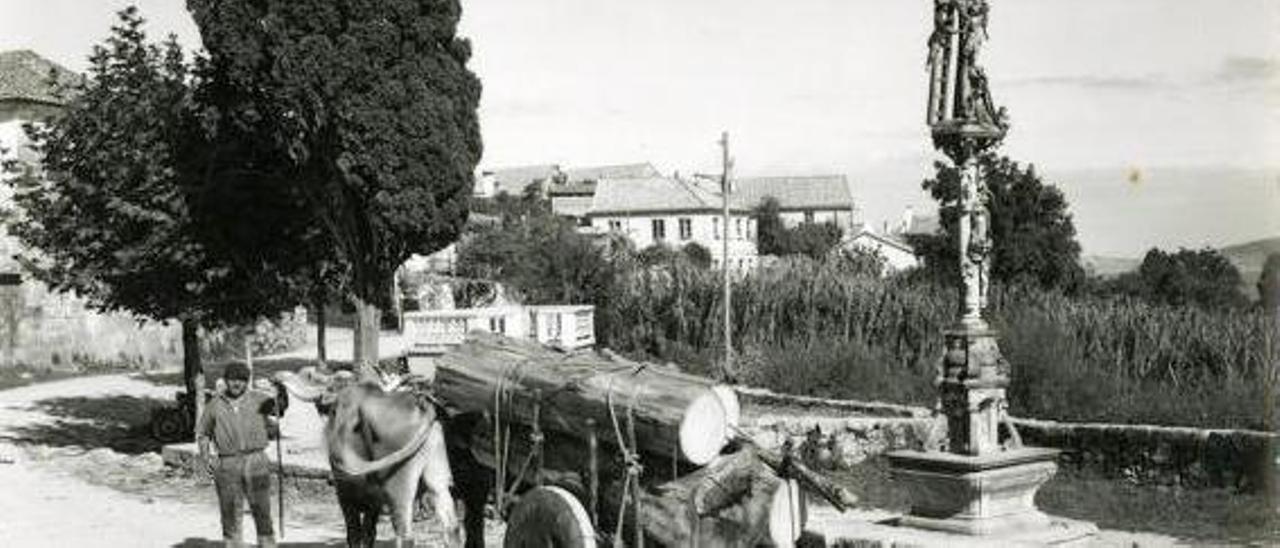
{"left": 882, "top": 1, "right": 1097, "bottom": 542}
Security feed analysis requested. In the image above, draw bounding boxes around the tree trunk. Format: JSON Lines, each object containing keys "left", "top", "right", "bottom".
{"left": 435, "top": 332, "right": 737, "bottom": 466}
{"left": 181, "top": 320, "right": 203, "bottom": 442}
{"left": 314, "top": 292, "right": 328, "bottom": 368}
{"left": 352, "top": 295, "right": 380, "bottom": 376}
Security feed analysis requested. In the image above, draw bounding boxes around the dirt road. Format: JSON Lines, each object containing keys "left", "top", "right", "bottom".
{"left": 0, "top": 372, "right": 444, "bottom": 547}
{"left": 0, "top": 340, "right": 1191, "bottom": 547}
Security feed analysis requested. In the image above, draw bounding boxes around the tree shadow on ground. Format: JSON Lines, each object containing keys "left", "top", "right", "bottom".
{"left": 172, "top": 538, "right": 409, "bottom": 547}
{"left": 0, "top": 394, "right": 171, "bottom": 454}
{"left": 140, "top": 358, "right": 333, "bottom": 390}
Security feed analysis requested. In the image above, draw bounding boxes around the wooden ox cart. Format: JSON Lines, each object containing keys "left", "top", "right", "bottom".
{"left": 430, "top": 332, "right": 855, "bottom": 547}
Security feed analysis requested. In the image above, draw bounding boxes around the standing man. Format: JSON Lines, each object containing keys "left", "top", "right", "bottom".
{"left": 197, "top": 362, "right": 288, "bottom": 548}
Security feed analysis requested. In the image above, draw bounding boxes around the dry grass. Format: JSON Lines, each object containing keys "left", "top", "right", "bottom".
{"left": 597, "top": 256, "right": 1278, "bottom": 430}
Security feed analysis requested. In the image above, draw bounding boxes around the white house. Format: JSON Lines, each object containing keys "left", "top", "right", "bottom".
{"left": 732, "top": 175, "right": 856, "bottom": 233}
{"left": 847, "top": 229, "right": 920, "bottom": 273}
{"left": 586, "top": 176, "right": 759, "bottom": 273}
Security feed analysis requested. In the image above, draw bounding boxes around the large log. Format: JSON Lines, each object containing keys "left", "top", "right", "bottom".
{"left": 436, "top": 332, "right": 736, "bottom": 465}
{"left": 472, "top": 424, "right": 803, "bottom": 547}
{"left": 615, "top": 449, "right": 805, "bottom": 547}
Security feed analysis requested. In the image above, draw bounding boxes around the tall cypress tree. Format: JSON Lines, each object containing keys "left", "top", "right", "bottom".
{"left": 188, "top": 0, "right": 484, "bottom": 368}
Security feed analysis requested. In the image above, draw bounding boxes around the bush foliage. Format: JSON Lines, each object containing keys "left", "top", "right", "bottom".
{"left": 599, "top": 258, "right": 1276, "bottom": 429}
{"left": 460, "top": 197, "right": 1275, "bottom": 430}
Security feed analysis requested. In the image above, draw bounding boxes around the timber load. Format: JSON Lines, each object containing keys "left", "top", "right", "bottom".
{"left": 435, "top": 331, "right": 739, "bottom": 466}
{"left": 468, "top": 421, "right": 807, "bottom": 547}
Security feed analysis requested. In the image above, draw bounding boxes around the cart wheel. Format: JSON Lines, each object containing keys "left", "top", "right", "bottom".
{"left": 503, "top": 486, "right": 595, "bottom": 548}
{"left": 150, "top": 407, "right": 189, "bottom": 443}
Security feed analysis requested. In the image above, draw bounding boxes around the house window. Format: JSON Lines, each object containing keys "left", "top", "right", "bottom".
{"left": 652, "top": 219, "right": 666, "bottom": 240}
{"left": 678, "top": 218, "right": 692, "bottom": 240}
{"left": 713, "top": 217, "right": 721, "bottom": 240}
{"left": 804, "top": 210, "right": 815, "bottom": 224}
{"left": 735, "top": 218, "right": 743, "bottom": 239}
{"left": 608, "top": 220, "right": 622, "bottom": 232}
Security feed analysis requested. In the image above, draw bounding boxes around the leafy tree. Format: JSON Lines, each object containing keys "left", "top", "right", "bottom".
{"left": 637, "top": 244, "right": 682, "bottom": 268}
{"left": 471, "top": 191, "right": 550, "bottom": 228}
{"left": 832, "top": 246, "right": 889, "bottom": 278}
{"left": 682, "top": 242, "right": 713, "bottom": 269}
{"left": 188, "top": 0, "right": 483, "bottom": 368}
{"left": 1104, "top": 248, "right": 1248, "bottom": 310}
{"left": 3, "top": 9, "right": 295, "bottom": 419}
{"left": 911, "top": 155, "right": 1085, "bottom": 292}
{"left": 754, "top": 196, "right": 787, "bottom": 256}
{"left": 751, "top": 196, "right": 843, "bottom": 260}
{"left": 786, "top": 222, "right": 843, "bottom": 261}
{"left": 457, "top": 209, "right": 618, "bottom": 306}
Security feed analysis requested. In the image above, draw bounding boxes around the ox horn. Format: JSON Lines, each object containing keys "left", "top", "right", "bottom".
{"left": 273, "top": 370, "right": 327, "bottom": 402}
{"left": 332, "top": 421, "right": 436, "bottom": 477}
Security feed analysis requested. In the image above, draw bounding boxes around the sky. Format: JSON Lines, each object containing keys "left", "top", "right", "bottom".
{"left": 2, "top": 0, "right": 1277, "bottom": 255}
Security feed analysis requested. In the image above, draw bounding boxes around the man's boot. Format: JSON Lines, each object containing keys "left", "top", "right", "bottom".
{"left": 257, "top": 535, "right": 277, "bottom": 548}
{"left": 222, "top": 538, "right": 245, "bottom": 548}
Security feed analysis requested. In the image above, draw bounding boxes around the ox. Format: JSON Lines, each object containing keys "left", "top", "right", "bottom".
{"left": 276, "top": 369, "right": 461, "bottom": 548}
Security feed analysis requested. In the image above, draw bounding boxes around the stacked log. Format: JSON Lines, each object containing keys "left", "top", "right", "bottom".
{"left": 470, "top": 423, "right": 804, "bottom": 547}
{"left": 435, "top": 332, "right": 737, "bottom": 466}
{"left": 436, "top": 332, "right": 820, "bottom": 546}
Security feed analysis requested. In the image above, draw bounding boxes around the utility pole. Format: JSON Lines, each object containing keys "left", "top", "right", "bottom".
{"left": 718, "top": 131, "right": 733, "bottom": 381}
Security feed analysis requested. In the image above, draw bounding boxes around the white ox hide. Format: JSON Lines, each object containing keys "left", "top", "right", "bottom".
{"left": 276, "top": 368, "right": 460, "bottom": 548}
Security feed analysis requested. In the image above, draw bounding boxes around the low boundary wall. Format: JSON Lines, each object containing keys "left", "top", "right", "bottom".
{"left": 737, "top": 388, "right": 1277, "bottom": 491}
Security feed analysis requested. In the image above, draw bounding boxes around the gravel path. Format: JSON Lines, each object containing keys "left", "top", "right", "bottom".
{"left": 0, "top": 335, "right": 1194, "bottom": 547}
{"left": 0, "top": 374, "right": 352, "bottom": 546}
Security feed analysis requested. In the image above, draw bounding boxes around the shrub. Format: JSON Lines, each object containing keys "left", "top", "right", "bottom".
{"left": 599, "top": 255, "right": 1276, "bottom": 429}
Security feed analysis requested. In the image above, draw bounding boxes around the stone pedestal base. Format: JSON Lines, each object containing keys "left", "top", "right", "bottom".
{"left": 887, "top": 447, "right": 1090, "bottom": 540}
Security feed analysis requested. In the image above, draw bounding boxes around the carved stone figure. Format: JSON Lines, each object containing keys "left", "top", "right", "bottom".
{"left": 968, "top": 191, "right": 991, "bottom": 311}
{"left": 926, "top": 0, "right": 957, "bottom": 125}
{"left": 927, "top": 0, "right": 1005, "bottom": 133}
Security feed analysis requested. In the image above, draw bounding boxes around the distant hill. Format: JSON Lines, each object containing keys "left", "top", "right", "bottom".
{"left": 1082, "top": 255, "right": 1141, "bottom": 278}
{"left": 1221, "top": 237, "right": 1280, "bottom": 297}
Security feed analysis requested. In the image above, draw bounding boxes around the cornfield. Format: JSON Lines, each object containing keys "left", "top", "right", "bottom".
{"left": 595, "top": 256, "right": 1278, "bottom": 430}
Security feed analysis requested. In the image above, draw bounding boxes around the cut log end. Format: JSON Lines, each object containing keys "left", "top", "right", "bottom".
{"left": 768, "top": 478, "right": 806, "bottom": 547}
{"left": 503, "top": 486, "right": 595, "bottom": 548}
{"left": 679, "top": 391, "right": 730, "bottom": 466}
{"left": 711, "top": 385, "right": 741, "bottom": 438}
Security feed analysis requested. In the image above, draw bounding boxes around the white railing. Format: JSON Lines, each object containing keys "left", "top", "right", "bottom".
{"left": 403, "top": 304, "right": 595, "bottom": 355}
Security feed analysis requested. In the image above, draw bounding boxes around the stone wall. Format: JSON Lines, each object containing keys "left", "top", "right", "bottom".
{"left": 0, "top": 279, "right": 182, "bottom": 369}
{"left": 1013, "top": 417, "right": 1277, "bottom": 491}
{"left": 738, "top": 388, "right": 1277, "bottom": 491}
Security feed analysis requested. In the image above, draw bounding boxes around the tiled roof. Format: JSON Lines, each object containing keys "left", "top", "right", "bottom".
{"left": 588, "top": 176, "right": 749, "bottom": 215}
{"left": 0, "top": 50, "right": 80, "bottom": 105}
{"left": 731, "top": 175, "right": 853, "bottom": 211}
{"left": 850, "top": 229, "right": 914, "bottom": 254}
{"left": 550, "top": 163, "right": 661, "bottom": 196}
{"left": 548, "top": 180, "right": 596, "bottom": 196}
{"left": 483, "top": 164, "right": 561, "bottom": 197}
{"left": 564, "top": 162, "right": 659, "bottom": 183}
